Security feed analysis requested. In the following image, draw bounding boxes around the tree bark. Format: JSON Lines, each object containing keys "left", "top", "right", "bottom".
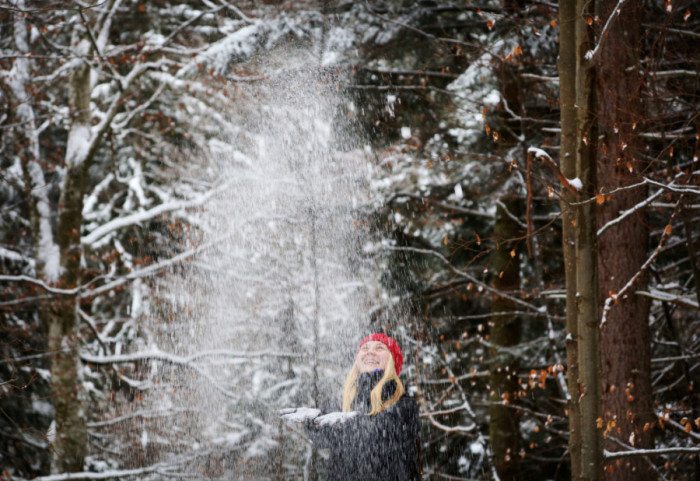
{"left": 558, "top": 0, "right": 581, "bottom": 478}
{"left": 595, "top": 1, "right": 654, "bottom": 479}
{"left": 575, "top": 0, "right": 603, "bottom": 479}
{"left": 488, "top": 197, "right": 522, "bottom": 481}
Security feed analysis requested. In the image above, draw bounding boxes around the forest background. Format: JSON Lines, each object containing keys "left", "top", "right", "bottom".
{"left": 1, "top": 1, "right": 699, "bottom": 480}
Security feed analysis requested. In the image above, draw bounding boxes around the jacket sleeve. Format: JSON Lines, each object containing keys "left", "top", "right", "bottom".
{"left": 308, "top": 396, "right": 419, "bottom": 452}
{"left": 305, "top": 400, "right": 340, "bottom": 448}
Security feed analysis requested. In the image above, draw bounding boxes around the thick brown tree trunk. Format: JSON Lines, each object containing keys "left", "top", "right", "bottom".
{"left": 488, "top": 197, "right": 522, "bottom": 481}
{"left": 595, "top": 1, "right": 654, "bottom": 479}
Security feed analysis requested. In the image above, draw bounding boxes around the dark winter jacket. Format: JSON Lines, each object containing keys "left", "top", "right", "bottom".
{"left": 308, "top": 371, "right": 421, "bottom": 481}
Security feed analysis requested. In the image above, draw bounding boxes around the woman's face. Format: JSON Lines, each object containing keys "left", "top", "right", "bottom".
{"left": 356, "top": 341, "right": 391, "bottom": 373}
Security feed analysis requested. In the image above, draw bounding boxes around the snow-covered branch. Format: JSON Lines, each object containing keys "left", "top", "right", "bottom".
{"left": 597, "top": 188, "right": 665, "bottom": 237}
{"left": 420, "top": 402, "right": 474, "bottom": 418}
{"left": 78, "top": 239, "right": 213, "bottom": 298}
{"left": 0, "top": 246, "right": 34, "bottom": 267}
{"left": 423, "top": 413, "right": 477, "bottom": 434}
{"left": 151, "top": 4, "right": 227, "bottom": 52}
{"left": 495, "top": 198, "right": 527, "bottom": 229}
{"left": 639, "top": 126, "right": 695, "bottom": 140}
{"left": 600, "top": 203, "right": 680, "bottom": 327}
{"left": 361, "top": 66, "right": 459, "bottom": 79}
{"left": 651, "top": 353, "right": 700, "bottom": 364}
{"left": 30, "top": 461, "right": 179, "bottom": 481}
{"left": 388, "top": 192, "right": 494, "bottom": 219}
{"left": 81, "top": 187, "right": 222, "bottom": 247}
{"left": 637, "top": 290, "right": 699, "bottom": 310}
{"left": 584, "top": 0, "right": 629, "bottom": 63}
{"left": 81, "top": 348, "right": 303, "bottom": 365}
{"left": 218, "top": 1, "right": 256, "bottom": 24}
{"left": 527, "top": 146, "right": 580, "bottom": 194}
{"left": 520, "top": 73, "right": 559, "bottom": 83}
{"left": 88, "top": 407, "right": 198, "bottom": 428}
{"left": 604, "top": 446, "right": 700, "bottom": 459}
{"left": 81, "top": 346, "right": 301, "bottom": 400}
{"left": 643, "top": 177, "right": 700, "bottom": 195}
{"left": 652, "top": 69, "right": 700, "bottom": 79}
{"left": 569, "top": 173, "right": 689, "bottom": 207}
{"left": 81, "top": 218, "right": 301, "bottom": 299}
{"left": 0, "top": 275, "right": 78, "bottom": 295}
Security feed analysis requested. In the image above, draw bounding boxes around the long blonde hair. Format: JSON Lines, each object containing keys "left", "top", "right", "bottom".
{"left": 341, "top": 356, "right": 405, "bottom": 415}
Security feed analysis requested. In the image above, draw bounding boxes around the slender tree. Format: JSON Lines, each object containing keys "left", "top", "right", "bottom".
{"left": 558, "top": 0, "right": 581, "bottom": 478}
{"left": 574, "top": 0, "right": 603, "bottom": 478}
{"left": 488, "top": 196, "right": 522, "bottom": 481}
{"left": 45, "top": 6, "right": 98, "bottom": 470}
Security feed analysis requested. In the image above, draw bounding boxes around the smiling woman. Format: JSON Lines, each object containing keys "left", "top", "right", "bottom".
{"left": 306, "top": 333, "right": 421, "bottom": 481}
{"left": 356, "top": 340, "right": 392, "bottom": 372}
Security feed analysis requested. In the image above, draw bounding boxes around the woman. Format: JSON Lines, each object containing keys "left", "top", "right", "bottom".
{"left": 307, "top": 333, "right": 421, "bottom": 481}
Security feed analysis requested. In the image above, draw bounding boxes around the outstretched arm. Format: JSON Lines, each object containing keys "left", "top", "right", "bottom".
{"left": 308, "top": 397, "right": 419, "bottom": 450}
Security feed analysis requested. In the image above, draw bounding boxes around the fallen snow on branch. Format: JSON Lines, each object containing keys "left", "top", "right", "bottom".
{"left": 567, "top": 177, "right": 583, "bottom": 191}
{"left": 527, "top": 146, "right": 552, "bottom": 162}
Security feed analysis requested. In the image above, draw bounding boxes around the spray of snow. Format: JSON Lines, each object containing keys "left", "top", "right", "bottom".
{"left": 153, "top": 49, "right": 379, "bottom": 472}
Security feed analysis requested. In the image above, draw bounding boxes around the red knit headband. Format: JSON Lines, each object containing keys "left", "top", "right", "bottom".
{"left": 358, "top": 333, "right": 403, "bottom": 375}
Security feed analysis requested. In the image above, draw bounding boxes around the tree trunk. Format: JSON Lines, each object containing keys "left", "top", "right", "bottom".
{"left": 558, "top": 0, "right": 581, "bottom": 478}
{"left": 47, "top": 24, "right": 93, "bottom": 474}
{"left": 488, "top": 197, "right": 522, "bottom": 481}
{"left": 595, "top": 1, "right": 654, "bottom": 479}
{"left": 309, "top": 204, "right": 320, "bottom": 481}
{"left": 8, "top": 2, "right": 59, "bottom": 282}
{"left": 575, "top": 0, "right": 603, "bottom": 479}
